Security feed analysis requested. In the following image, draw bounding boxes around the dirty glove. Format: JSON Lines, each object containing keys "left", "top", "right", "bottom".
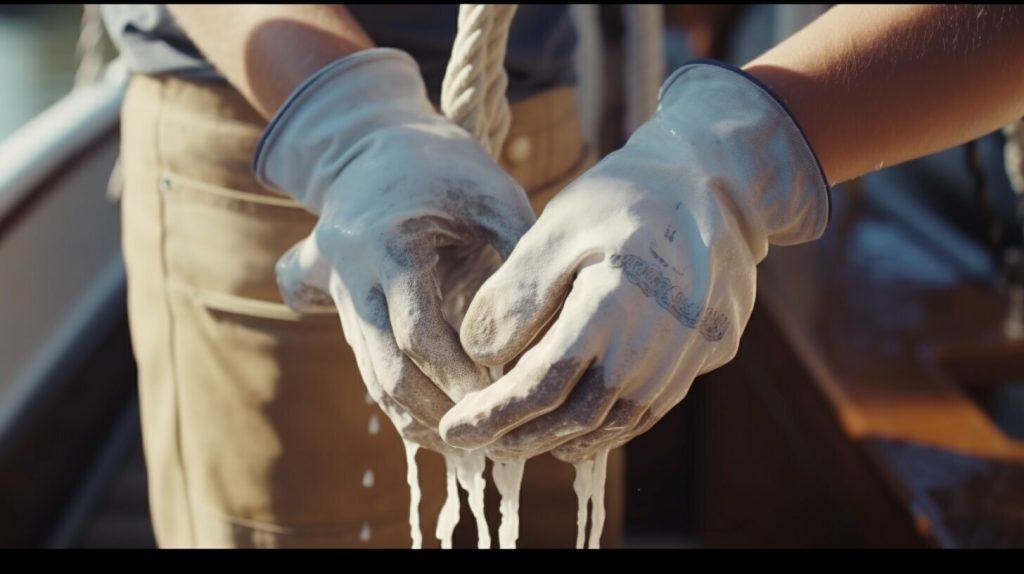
{"left": 440, "top": 62, "right": 830, "bottom": 462}
{"left": 254, "top": 48, "right": 536, "bottom": 434}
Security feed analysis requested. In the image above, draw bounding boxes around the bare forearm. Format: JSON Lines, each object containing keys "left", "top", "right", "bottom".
{"left": 167, "top": 4, "right": 374, "bottom": 119}
{"left": 745, "top": 5, "right": 1024, "bottom": 185}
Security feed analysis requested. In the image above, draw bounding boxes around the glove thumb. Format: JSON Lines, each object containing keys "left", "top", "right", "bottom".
{"left": 275, "top": 235, "right": 336, "bottom": 313}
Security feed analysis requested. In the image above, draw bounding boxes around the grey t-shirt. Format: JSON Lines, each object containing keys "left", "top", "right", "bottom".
{"left": 100, "top": 4, "right": 577, "bottom": 102}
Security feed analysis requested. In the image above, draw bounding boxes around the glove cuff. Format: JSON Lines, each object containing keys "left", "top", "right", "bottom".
{"left": 252, "top": 47, "right": 435, "bottom": 212}
{"left": 658, "top": 60, "right": 832, "bottom": 246}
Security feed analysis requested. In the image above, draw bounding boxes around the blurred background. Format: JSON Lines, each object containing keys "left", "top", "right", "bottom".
{"left": 0, "top": 4, "right": 146, "bottom": 548}
{"left": 0, "top": 4, "right": 1022, "bottom": 548}
{"left": 0, "top": 5, "right": 80, "bottom": 139}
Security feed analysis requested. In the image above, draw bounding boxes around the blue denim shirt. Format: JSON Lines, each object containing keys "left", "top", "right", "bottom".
{"left": 100, "top": 4, "right": 577, "bottom": 102}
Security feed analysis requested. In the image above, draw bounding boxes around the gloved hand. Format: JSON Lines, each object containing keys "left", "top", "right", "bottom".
{"left": 254, "top": 48, "right": 536, "bottom": 438}
{"left": 439, "top": 61, "right": 831, "bottom": 462}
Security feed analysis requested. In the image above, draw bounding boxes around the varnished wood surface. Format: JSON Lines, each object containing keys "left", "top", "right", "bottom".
{"left": 759, "top": 185, "right": 1024, "bottom": 461}
{"left": 744, "top": 181, "right": 1024, "bottom": 547}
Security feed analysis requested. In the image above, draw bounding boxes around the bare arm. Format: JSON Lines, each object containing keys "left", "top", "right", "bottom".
{"left": 166, "top": 4, "right": 374, "bottom": 119}
{"left": 744, "top": 4, "right": 1024, "bottom": 185}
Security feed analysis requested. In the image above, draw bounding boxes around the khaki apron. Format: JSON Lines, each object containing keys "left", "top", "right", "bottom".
{"left": 119, "top": 72, "right": 624, "bottom": 548}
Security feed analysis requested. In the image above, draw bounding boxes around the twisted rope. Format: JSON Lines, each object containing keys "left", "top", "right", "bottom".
{"left": 442, "top": 4, "right": 519, "bottom": 158}
{"left": 431, "top": 2, "right": 668, "bottom": 551}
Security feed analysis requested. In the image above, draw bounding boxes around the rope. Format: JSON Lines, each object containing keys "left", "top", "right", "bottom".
{"left": 442, "top": 4, "right": 519, "bottom": 158}
{"left": 437, "top": 3, "right": 669, "bottom": 550}
{"left": 74, "top": 4, "right": 107, "bottom": 90}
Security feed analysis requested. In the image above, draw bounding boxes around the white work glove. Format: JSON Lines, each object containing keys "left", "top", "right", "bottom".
{"left": 440, "top": 62, "right": 831, "bottom": 463}
{"left": 253, "top": 48, "right": 536, "bottom": 440}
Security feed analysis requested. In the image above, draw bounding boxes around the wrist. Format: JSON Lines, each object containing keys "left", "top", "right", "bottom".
{"left": 247, "top": 41, "right": 375, "bottom": 120}
{"left": 168, "top": 4, "right": 377, "bottom": 120}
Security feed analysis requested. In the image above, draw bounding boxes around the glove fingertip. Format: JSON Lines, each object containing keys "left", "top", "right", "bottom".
{"left": 459, "top": 300, "right": 523, "bottom": 367}
{"left": 275, "top": 241, "right": 335, "bottom": 312}
{"left": 459, "top": 267, "right": 567, "bottom": 367}
{"left": 438, "top": 404, "right": 496, "bottom": 450}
